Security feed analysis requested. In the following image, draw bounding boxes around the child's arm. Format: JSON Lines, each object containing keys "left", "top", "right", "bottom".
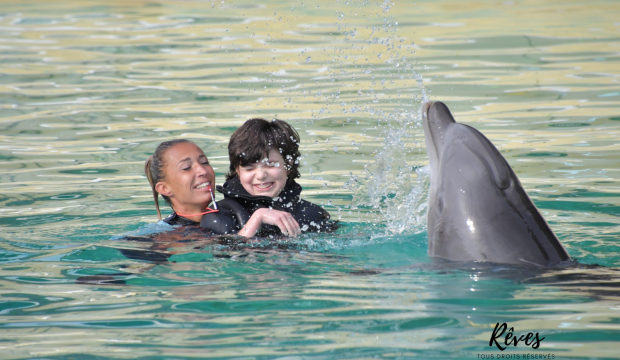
{"left": 238, "top": 208, "right": 301, "bottom": 237}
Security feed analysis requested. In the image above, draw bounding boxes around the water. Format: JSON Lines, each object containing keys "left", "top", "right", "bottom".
{"left": 1, "top": 0, "right": 619, "bottom": 358}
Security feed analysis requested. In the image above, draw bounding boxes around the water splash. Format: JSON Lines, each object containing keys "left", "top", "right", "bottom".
{"left": 288, "top": 0, "right": 431, "bottom": 234}
{"left": 345, "top": 103, "right": 430, "bottom": 235}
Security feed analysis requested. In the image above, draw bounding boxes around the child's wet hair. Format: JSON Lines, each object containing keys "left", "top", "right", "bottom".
{"left": 226, "top": 118, "right": 301, "bottom": 183}
{"left": 145, "top": 139, "right": 193, "bottom": 219}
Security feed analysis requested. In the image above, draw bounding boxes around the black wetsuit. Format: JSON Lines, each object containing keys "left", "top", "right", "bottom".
{"left": 216, "top": 177, "right": 337, "bottom": 236}
{"left": 162, "top": 212, "right": 200, "bottom": 226}
{"left": 163, "top": 198, "right": 251, "bottom": 235}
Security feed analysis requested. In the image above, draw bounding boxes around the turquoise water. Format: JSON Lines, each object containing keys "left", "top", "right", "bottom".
{"left": 1, "top": 0, "right": 620, "bottom": 358}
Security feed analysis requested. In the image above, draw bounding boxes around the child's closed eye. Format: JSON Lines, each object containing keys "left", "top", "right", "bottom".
{"left": 264, "top": 160, "right": 280, "bottom": 167}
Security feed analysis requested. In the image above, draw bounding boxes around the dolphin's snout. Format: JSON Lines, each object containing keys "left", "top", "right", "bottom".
{"left": 423, "top": 101, "right": 433, "bottom": 118}
{"left": 425, "top": 101, "right": 457, "bottom": 127}
{"left": 423, "top": 101, "right": 457, "bottom": 172}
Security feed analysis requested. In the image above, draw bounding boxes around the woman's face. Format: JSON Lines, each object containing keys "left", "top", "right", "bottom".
{"left": 237, "top": 148, "right": 288, "bottom": 198}
{"left": 156, "top": 142, "right": 215, "bottom": 214}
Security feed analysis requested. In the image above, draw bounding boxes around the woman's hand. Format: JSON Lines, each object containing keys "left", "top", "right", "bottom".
{"left": 237, "top": 208, "right": 301, "bottom": 238}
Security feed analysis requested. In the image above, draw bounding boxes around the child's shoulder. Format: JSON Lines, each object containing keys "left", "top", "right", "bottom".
{"left": 296, "top": 198, "right": 330, "bottom": 219}
{"left": 295, "top": 198, "right": 339, "bottom": 233}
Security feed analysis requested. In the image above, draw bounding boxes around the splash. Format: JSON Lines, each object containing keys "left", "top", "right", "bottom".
{"left": 314, "top": 0, "right": 431, "bottom": 235}
{"left": 345, "top": 103, "right": 430, "bottom": 235}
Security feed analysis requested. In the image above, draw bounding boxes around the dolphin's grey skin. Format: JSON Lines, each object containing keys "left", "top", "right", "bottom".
{"left": 422, "top": 101, "right": 570, "bottom": 266}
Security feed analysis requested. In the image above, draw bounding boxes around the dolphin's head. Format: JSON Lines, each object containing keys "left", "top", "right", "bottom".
{"left": 422, "top": 100, "right": 512, "bottom": 219}
{"left": 423, "top": 100, "right": 512, "bottom": 195}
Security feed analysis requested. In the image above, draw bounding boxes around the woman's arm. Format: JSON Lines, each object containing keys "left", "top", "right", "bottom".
{"left": 237, "top": 208, "right": 301, "bottom": 237}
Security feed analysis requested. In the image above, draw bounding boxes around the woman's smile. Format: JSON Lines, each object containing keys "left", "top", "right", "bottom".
{"left": 194, "top": 181, "right": 212, "bottom": 190}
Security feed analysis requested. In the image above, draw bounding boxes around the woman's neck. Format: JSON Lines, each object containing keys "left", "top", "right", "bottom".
{"left": 172, "top": 202, "right": 211, "bottom": 222}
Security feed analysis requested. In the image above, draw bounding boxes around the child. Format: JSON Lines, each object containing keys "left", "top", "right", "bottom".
{"left": 217, "top": 118, "right": 337, "bottom": 236}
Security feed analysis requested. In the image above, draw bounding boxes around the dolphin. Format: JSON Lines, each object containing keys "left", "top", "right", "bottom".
{"left": 422, "top": 101, "right": 570, "bottom": 266}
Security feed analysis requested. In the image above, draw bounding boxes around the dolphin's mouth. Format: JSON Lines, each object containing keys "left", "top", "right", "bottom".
{"left": 423, "top": 101, "right": 459, "bottom": 189}
{"left": 422, "top": 101, "right": 438, "bottom": 150}
{"left": 422, "top": 101, "right": 458, "bottom": 161}
{"left": 423, "top": 101, "right": 433, "bottom": 118}
{"left": 422, "top": 101, "right": 439, "bottom": 178}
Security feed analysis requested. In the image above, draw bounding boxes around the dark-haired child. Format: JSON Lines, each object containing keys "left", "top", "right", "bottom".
{"left": 217, "top": 118, "right": 337, "bottom": 236}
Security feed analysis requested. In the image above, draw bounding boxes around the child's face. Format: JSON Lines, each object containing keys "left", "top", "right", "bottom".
{"left": 238, "top": 148, "right": 288, "bottom": 198}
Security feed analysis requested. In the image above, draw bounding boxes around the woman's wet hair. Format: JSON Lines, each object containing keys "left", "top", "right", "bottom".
{"left": 145, "top": 139, "right": 193, "bottom": 220}
{"left": 226, "top": 118, "right": 301, "bottom": 183}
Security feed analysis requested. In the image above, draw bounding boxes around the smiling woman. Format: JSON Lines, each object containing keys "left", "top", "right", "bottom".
{"left": 145, "top": 139, "right": 215, "bottom": 224}
{"left": 144, "top": 139, "right": 302, "bottom": 237}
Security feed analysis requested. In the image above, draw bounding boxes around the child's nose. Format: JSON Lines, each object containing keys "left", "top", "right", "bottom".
{"left": 256, "top": 166, "right": 267, "bottom": 179}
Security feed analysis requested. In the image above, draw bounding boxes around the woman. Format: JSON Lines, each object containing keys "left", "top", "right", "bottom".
{"left": 145, "top": 139, "right": 301, "bottom": 237}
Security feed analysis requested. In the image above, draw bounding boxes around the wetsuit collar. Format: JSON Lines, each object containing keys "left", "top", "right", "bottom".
{"left": 217, "top": 177, "right": 302, "bottom": 206}
{"left": 163, "top": 211, "right": 199, "bottom": 226}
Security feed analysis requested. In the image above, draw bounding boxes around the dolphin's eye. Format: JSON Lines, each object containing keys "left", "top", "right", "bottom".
{"left": 497, "top": 177, "right": 511, "bottom": 190}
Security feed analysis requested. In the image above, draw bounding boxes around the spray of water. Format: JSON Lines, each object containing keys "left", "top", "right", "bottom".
{"left": 330, "top": 1, "right": 431, "bottom": 235}
{"left": 206, "top": 0, "right": 432, "bottom": 235}
{"left": 345, "top": 105, "right": 430, "bottom": 235}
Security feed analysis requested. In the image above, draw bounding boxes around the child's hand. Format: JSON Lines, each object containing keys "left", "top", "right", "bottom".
{"left": 257, "top": 208, "right": 301, "bottom": 237}
{"left": 238, "top": 208, "right": 301, "bottom": 237}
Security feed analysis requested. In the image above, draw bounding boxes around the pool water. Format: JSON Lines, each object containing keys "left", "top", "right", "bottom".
{"left": 1, "top": 0, "right": 620, "bottom": 358}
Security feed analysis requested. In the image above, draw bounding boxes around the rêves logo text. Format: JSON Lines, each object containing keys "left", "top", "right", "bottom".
{"left": 489, "top": 323, "right": 545, "bottom": 351}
